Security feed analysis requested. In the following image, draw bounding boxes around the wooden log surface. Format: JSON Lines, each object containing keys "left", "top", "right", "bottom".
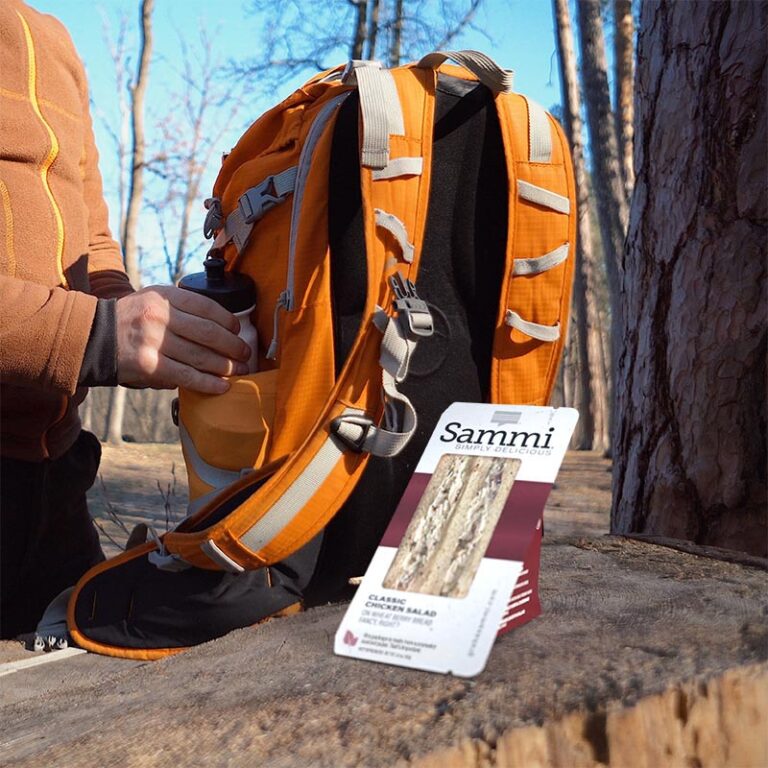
{"left": 0, "top": 449, "right": 765, "bottom": 767}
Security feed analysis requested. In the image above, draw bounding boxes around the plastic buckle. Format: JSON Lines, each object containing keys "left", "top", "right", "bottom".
{"left": 238, "top": 178, "right": 283, "bottom": 225}
{"left": 330, "top": 414, "right": 375, "bottom": 453}
{"left": 390, "top": 273, "right": 434, "bottom": 338}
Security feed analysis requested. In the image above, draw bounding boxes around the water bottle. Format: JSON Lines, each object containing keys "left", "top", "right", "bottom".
{"left": 178, "top": 257, "right": 258, "bottom": 373}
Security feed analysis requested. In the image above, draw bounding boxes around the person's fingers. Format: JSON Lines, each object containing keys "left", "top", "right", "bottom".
{"left": 167, "top": 305, "right": 251, "bottom": 361}
{"left": 164, "top": 285, "right": 241, "bottom": 334}
{"left": 160, "top": 333, "right": 250, "bottom": 377}
{"left": 151, "top": 355, "right": 231, "bottom": 394}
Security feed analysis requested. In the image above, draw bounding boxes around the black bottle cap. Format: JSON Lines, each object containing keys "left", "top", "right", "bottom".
{"left": 178, "top": 257, "right": 256, "bottom": 313}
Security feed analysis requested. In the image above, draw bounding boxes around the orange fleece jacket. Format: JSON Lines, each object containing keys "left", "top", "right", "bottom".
{"left": 0, "top": 0, "right": 134, "bottom": 460}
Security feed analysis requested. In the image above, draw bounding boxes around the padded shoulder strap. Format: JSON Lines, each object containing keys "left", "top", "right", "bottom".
{"left": 490, "top": 93, "right": 576, "bottom": 405}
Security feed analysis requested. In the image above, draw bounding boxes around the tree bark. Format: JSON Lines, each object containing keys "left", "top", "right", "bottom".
{"left": 612, "top": 0, "right": 767, "bottom": 556}
{"left": 576, "top": 0, "right": 629, "bottom": 328}
{"left": 613, "top": 0, "right": 634, "bottom": 201}
{"left": 108, "top": 0, "right": 153, "bottom": 445}
{"left": 554, "top": 0, "right": 610, "bottom": 452}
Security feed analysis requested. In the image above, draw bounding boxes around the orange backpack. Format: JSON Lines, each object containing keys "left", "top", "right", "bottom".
{"left": 69, "top": 51, "right": 575, "bottom": 658}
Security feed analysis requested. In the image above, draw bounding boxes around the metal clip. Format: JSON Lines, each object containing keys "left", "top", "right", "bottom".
{"left": 203, "top": 197, "right": 222, "bottom": 239}
{"left": 238, "top": 178, "right": 283, "bottom": 225}
{"left": 390, "top": 273, "right": 434, "bottom": 338}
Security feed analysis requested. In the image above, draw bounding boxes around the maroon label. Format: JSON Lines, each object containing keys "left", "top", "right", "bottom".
{"left": 485, "top": 480, "right": 550, "bottom": 561}
{"left": 381, "top": 471, "right": 552, "bottom": 564}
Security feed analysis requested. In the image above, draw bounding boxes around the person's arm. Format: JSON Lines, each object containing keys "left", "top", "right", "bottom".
{"left": 1, "top": 275, "right": 252, "bottom": 394}
{"left": 70, "top": 55, "right": 251, "bottom": 393}
{"left": 0, "top": 273, "right": 99, "bottom": 394}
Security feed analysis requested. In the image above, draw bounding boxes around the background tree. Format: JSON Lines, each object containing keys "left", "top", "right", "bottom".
{"left": 232, "top": 0, "right": 486, "bottom": 93}
{"left": 612, "top": 0, "right": 767, "bottom": 556}
{"left": 613, "top": 0, "right": 634, "bottom": 201}
{"left": 105, "top": 0, "right": 154, "bottom": 445}
{"left": 147, "top": 31, "right": 243, "bottom": 286}
{"left": 553, "top": 0, "right": 610, "bottom": 452}
{"left": 576, "top": 0, "right": 629, "bottom": 367}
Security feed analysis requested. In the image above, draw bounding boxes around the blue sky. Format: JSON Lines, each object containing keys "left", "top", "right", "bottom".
{"left": 31, "top": 0, "right": 566, "bottom": 281}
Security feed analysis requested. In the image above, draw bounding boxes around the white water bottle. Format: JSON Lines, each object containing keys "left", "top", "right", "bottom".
{"left": 234, "top": 306, "right": 259, "bottom": 373}
{"left": 178, "top": 257, "right": 258, "bottom": 373}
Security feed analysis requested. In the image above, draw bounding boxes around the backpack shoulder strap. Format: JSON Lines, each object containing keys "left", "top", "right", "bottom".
{"left": 491, "top": 90, "right": 576, "bottom": 404}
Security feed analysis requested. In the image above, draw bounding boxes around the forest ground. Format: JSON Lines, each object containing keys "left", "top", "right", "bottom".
{"left": 1, "top": 446, "right": 765, "bottom": 767}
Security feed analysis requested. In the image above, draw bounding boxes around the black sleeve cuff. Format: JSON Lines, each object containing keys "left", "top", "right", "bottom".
{"left": 78, "top": 298, "right": 118, "bottom": 387}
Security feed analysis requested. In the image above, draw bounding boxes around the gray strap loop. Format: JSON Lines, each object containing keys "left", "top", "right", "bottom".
{"left": 517, "top": 180, "right": 571, "bottom": 214}
{"left": 379, "top": 310, "right": 418, "bottom": 382}
{"left": 418, "top": 50, "right": 514, "bottom": 93}
{"left": 522, "top": 96, "right": 552, "bottom": 163}
{"left": 372, "top": 157, "right": 423, "bottom": 181}
{"left": 200, "top": 539, "right": 245, "bottom": 573}
{"left": 513, "top": 243, "right": 570, "bottom": 276}
{"left": 505, "top": 310, "right": 561, "bottom": 342}
{"left": 375, "top": 209, "right": 414, "bottom": 263}
{"left": 343, "top": 61, "right": 404, "bottom": 169}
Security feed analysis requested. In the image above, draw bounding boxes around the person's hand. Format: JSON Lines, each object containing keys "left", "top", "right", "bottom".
{"left": 115, "top": 286, "right": 251, "bottom": 394}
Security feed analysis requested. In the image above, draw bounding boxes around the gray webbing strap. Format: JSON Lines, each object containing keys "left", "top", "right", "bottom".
{"left": 505, "top": 310, "right": 561, "bottom": 342}
{"left": 239, "top": 283, "right": 432, "bottom": 558}
{"left": 240, "top": 407, "right": 366, "bottom": 553}
{"left": 513, "top": 243, "right": 569, "bottom": 276}
{"left": 343, "top": 61, "right": 404, "bottom": 169}
{"left": 522, "top": 96, "right": 552, "bottom": 163}
{"left": 201, "top": 539, "right": 245, "bottom": 573}
{"left": 375, "top": 209, "right": 414, "bottom": 263}
{"left": 211, "top": 166, "right": 298, "bottom": 254}
{"left": 517, "top": 180, "right": 571, "bottom": 214}
{"left": 372, "top": 157, "right": 423, "bottom": 181}
{"left": 418, "top": 50, "right": 514, "bottom": 93}
{"left": 179, "top": 420, "right": 244, "bottom": 490}
{"left": 286, "top": 92, "right": 351, "bottom": 311}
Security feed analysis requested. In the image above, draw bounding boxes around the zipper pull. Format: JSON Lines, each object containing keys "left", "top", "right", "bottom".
{"left": 266, "top": 290, "right": 290, "bottom": 360}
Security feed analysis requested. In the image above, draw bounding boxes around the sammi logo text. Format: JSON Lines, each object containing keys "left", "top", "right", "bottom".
{"left": 439, "top": 422, "right": 556, "bottom": 455}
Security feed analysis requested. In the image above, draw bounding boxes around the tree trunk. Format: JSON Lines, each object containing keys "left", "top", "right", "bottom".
{"left": 108, "top": 0, "right": 153, "bottom": 445}
{"left": 351, "top": 0, "right": 368, "bottom": 60}
{"left": 389, "top": 0, "right": 404, "bottom": 67}
{"left": 576, "top": 0, "right": 628, "bottom": 331}
{"left": 106, "top": 386, "right": 129, "bottom": 445}
{"left": 121, "top": 0, "right": 153, "bottom": 288}
{"left": 366, "top": 0, "right": 380, "bottom": 60}
{"left": 613, "top": 0, "right": 634, "bottom": 201}
{"left": 612, "top": 0, "right": 767, "bottom": 556}
{"left": 554, "top": 0, "right": 610, "bottom": 452}
{"left": 81, "top": 396, "right": 93, "bottom": 434}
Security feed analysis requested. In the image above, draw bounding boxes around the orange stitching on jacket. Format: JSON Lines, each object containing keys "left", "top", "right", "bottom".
{"left": 0, "top": 87, "right": 81, "bottom": 122}
{"left": 0, "top": 179, "right": 16, "bottom": 277}
{"left": 16, "top": 10, "right": 68, "bottom": 288}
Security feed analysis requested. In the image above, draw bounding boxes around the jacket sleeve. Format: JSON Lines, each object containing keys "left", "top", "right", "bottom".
{"left": 77, "top": 56, "right": 135, "bottom": 300}
{"left": 0, "top": 273, "right": 98, "bottom": 395}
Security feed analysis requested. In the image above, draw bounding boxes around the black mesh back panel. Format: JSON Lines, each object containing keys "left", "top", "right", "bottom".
{"left": 306, "top": 74, "right": 507, "bottom": 602}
